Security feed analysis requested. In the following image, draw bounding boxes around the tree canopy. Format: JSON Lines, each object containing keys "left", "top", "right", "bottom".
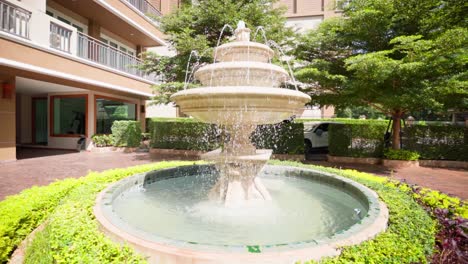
{"left": 294, "top": 0, "right": 467, "bottom": 148}
{"left": 142, "top": 0, "right": 294, "bottom": 92}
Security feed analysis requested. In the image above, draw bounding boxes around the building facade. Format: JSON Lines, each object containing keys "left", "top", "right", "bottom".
{"left": 0, "top": 0, "right": 179, "bottom": 162}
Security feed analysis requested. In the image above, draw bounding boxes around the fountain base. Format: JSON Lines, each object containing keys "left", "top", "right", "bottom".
{"left": 202, "top": 149, "right": 272, "bottom": 207}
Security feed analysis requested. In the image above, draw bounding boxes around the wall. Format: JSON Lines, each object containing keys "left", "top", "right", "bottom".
{"left": 14, "top": 0, "right": 46, "bottom": 12}
{"left": 0, "top": 78, "right": 16, "bottom": 162}
{"left": 145, "top": 102, "right": 177, "bottom": 118}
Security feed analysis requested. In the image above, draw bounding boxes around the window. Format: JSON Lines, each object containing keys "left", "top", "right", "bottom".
{"left": 46, "top": 11, "right": 54, "bottom": 17}
{"left": 95, "top": 97, "right": 137, "bottom": 134}
{"left": 57, "top": 16, "right": 71, "bottom": 25}
{"left": 51, "top": 95, "right": 87, "bottom": 137}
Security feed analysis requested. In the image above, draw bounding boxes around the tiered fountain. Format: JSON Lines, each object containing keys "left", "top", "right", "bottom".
{"left": 94, "top": 22, "right": 388, "bottom": 264}
{"left": 171, "top": 21, "right": 310, "bottom": 207}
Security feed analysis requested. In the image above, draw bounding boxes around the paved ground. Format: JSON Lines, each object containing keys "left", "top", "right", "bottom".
{"left": 0, "top": 148, "right": 466, "bottom": 200}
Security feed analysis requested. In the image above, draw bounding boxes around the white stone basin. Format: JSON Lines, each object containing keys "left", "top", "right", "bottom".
{"left": 171, "top": 86, "right": 311, "bottom": 125}
{"left": 194, "top": 62, "right": 289, "bottom": 87}
{"left": 215, "top": 41, "right": 274, "bottom": 62}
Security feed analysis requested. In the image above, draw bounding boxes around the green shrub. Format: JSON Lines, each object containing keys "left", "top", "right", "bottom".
{"left": 0, "top": 178, "right": 81, "bottom": 263}
{"left": 269, "top": 160, "right": 437, "bottom": 263}
{"left": 91, "top": 134, "right": 114, "bottom": 147}
{"left": 252, "top": 122, "right": 304, "bottom": 154}
{"left": 328, "top": 123, "right": 387, "bottom": 158}
{"left": 297, "top": 118, "right": 390, "bottom": 125}
{"left": 148, "top": 118, "right": 305, "bottom": 154}
{"left": 148, "top": 118, "right": 220, "bottom": 151}
{"left": 4, "top": 160, "right": 466, "bottom": 263}
{"left": 402, "top": 125, "right": 467, "bottom": 161}
{"left": 23, "top": 161, "right": 201, "bottom": 264}
{"left": 384, "top": 148, "right": 420, "bottom": 160}
{"left": 111, "top": 121, "right": 142, "bottom": 147}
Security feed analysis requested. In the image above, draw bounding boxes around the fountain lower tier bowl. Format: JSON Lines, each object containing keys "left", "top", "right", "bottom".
{"left": 170, "top": 86, "right": 311, "bottom": 125}
{"left": 94, "top": 165, "right": 388, "bottom": 264}
{"left": 194, "top": 62, "right": 289, "bottom": 87}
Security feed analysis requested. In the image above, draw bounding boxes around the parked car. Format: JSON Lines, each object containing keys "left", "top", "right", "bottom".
{"left": 303, "top": 122, "right": 333, "bottom": 153}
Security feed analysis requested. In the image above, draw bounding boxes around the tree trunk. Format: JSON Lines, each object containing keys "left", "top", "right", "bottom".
{"left": 392, "top": 114, "right": 402, "bottom": 150}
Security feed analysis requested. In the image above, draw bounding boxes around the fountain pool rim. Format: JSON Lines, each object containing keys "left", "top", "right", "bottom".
{"left": 94, "top": 164, "right": 388, "bottom": 263}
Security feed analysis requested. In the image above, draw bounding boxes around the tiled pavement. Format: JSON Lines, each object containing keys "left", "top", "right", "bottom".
{"left": 0, "top": 148, "right": 466, "bottom": 200}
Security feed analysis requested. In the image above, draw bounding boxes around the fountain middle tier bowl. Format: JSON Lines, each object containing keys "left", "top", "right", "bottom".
{"left": 194, "top": 61, "right": 289, "bottom": 87}
{"left": 170, "top": 86, "right": 311, "bottom": 125}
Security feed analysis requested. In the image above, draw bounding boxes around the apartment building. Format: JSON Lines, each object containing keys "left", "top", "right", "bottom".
{"left": 0, "top": 0, "right": 179, "bottom": 162}
{"left": 279, "top": 0, "right": 343, "bottom": 118}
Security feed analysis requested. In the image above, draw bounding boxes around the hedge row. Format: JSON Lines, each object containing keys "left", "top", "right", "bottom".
{"left": 328, "top": 123, "right": 387, "bottom": 158}
{"left": 111, "top": 121, "right": 142, "bottom": 147}
{"left": 402, "top": 125, "right": 468, "bottom": 161}
{"left": 147, "top": 118, "right": 305, "bottom": 154}
{"left": 329, "top": 123, "right": 468, "bottom": 161}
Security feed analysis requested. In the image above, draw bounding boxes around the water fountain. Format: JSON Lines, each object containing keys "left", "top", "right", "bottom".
{"left": 94, "top": 22, "right": 388, "bottom": 264}
{"left": 171, "top": 21, "right": 310, "bottom": 207}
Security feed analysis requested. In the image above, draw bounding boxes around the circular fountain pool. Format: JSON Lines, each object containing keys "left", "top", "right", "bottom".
{"left": 95, "top": 165, "right": 388, "bottom": 264}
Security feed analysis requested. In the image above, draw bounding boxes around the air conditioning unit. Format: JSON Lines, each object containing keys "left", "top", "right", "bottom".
{"left": 50, "top": 34, "right": 61, "bottom": 49}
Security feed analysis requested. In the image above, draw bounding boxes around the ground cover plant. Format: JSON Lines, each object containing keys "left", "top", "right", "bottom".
{"left": 0, "top": 161, "right": 466, "bottom": 263}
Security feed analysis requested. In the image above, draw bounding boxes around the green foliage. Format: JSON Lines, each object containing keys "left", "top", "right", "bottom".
{"left": 297, "top": 118, "right": 389, "bottom": 125}
{"left": 328, "top": 123, "right": 387, "bottom": 158}
{"left": 384, "top": 148, "right": 420, "bottom": 161}
{"left": 269, "top": 160, "right": 437, "bottom": 264}
{"left": 111, "top": 121, "right": 142, "bottom": 147}
{"left": 294, "top": 0, "right": 468, "bottom": 149}
{"left": 402, "top": 125, "right": 468, "bottom": 161}
{"left": 148, "top": 118, "right": 305, "bottom": 154}
{"left": 0, "top": 179, "right": 81, "bottom": 263}
{"left": 148, "top": 118, "right": 220, "bottom": 151}
{"left": 252, "top": 122, "right": 304, "bottom": 155}
{"left": 91, "top": 134, "right": 114, "bottom": 147}
{"left": 23, "top": 161, "right": 200, "bottom": 264}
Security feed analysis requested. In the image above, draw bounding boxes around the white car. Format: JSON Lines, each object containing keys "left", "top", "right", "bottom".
{"left": 303, "top": 122, "right": 332, "bottom": 152}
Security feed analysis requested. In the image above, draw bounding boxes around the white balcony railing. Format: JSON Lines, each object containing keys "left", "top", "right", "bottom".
{"left": 0, "top": 0, "right": 31, "bottom": 39}
{"left": 0, "top": 0, "right": 157, "bottom": 82}
{"left": 50, "top": 22, "right": 72, "bottom": 53}
{"left": 123, "top": 0, "right": 161, "bottom": 20}
{"left": 77, "top": 32, "right": 152, "bottom": 80}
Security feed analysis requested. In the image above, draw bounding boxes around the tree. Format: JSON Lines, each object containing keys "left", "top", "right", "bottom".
{"left": 294, "top": 0, "right": 467, "bottom": 149}
{"left": 142, "top": 0, "right": 295, "bottom": 103}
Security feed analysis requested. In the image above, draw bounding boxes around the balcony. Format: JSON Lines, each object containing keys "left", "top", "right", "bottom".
{"left": 0, "top": 0, "right": 156, "bottom": 82}
{"left": 122, "top": 0, "right": 162, "bottom": 22}
{"left": 0, "top": 0, "right": 31, "bottom": 39}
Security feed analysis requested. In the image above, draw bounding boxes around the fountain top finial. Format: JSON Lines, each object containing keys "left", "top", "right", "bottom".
{"left": 234, "top": 20, "right": 250, "bottom": 42}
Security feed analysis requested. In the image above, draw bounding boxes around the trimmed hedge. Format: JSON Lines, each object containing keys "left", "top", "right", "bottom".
{"left": 252, "top": 122, "right": 304, "bottom": 154}
{"left": 384, "top": 148, "right": 420, "bottom": 161}
{"left": 91, "top": 134, "right": 114, "bottom": 147}
{"left": 328, "top": 123, "right": 468, "bottom": 161}
{"left": 147, "top": 118, "right": 305, "bottom": 154}
{"left": 328, "top": 123, "right": 387, "bottom": 158}
{"left": 111, "top": 121, "right": 142, "bottom": 147}
{"left": 148, "top": 118, "right": 220, "bottom": 151}
{"left": 402, "top": 125, "right": 468, "bottom": 161}
{"left": 1, "top": 161, "right": 466, "bottom": 263}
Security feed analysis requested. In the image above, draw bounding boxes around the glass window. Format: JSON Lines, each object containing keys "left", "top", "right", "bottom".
{"left": 52, "top": 96, "right": 87, "bottom": 136}
{"left": 46, "top": 11, "right": 54, "bottom": 17}
{"left": 96, "top": 98, "right": 136, "bottom": 134}
{"left": 57, "top": 16, "right": 71, "bottom": 25}
{"left": 72, "top": 24, "right": 83, "bottom": 32}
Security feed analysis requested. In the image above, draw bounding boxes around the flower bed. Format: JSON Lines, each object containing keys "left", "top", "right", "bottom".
{"left": 0, "top": 161, "right": 466, "bottom": 263}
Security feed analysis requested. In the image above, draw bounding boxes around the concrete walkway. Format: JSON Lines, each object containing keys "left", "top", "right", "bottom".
{"left": 0, "top": 149, "right": 466, "bottom": 200}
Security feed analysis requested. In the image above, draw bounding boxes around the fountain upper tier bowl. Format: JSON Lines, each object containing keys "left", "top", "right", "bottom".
{"left": 214, "top": 41, "right": 275, "bottom": 62}
{"left": 171, "top": 86, "right": 310, "bottom": 125}
{"left": 194, "top": 61, "right": 289, "bottom": 87}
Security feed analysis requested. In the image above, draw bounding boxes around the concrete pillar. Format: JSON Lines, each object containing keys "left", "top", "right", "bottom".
{"left": 0, "top": 78, "right": 17, "bottom": 162}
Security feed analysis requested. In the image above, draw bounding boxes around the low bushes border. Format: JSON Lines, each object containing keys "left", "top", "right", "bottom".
{"left": 1, "top": 161, "right": 465, "bottom": 263}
